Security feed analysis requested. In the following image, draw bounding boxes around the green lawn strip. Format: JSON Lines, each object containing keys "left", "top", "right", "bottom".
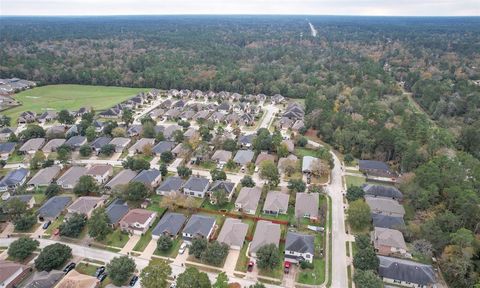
{"left": 347, "top": 265, "right": 353, "bottom": 288}
{"left": 235, "top": 241, "right": 250, "bottom": 272}
{"left": 76, "top": 262, "right": 100, "bottom": 276}
{"left": 346, "top": 242, "right": 350, "bottom": 257}
{"left": 33, "top": 192, "right": 46, "bottom": 205}
{"left": 154, "top": 237, "right": 182, "bottom": 258}
{"left": 44, "top": 215, "right": 64, "bottom": 235}
{"left": 297, "top": 257, "right": 326, "bottom": 285}
{"left": 327, "top": 195, "right": 333, "bottom": 287}
{"left": 133, "top": 217, "right": 161, "bottom": 252}
{"left": 7, "top": 153, "right": 24, "bottom": 164}
{"left": 345, "top": 175, "right": 366, "bottom": 187}
{"left": 294, "top": 147, "right": 319, "bottom": 158}
{"left": 351, "top": 242, "right": 357, "bottom": 257}
{"left": 201, "top": 200, "right": 235, "bottom": 212}
{"left": 6, "top": 85, "right": 148, "bottom": 124}
{"left": 99, "top": 229, "right": 130, "bottom": 248}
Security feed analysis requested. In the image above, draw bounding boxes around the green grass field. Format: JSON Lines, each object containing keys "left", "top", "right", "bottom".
{"left": 5, "top": 84, "right": 148, "bottom": 124}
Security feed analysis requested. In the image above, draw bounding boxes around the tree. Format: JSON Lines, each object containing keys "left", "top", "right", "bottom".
{"left": 353, "top": 247, "right": 379, "bottom": 271}
{"left": 56, "top": 145, "right": 71, "bottom": 162}
{"left": 122, "top": 109, "right": 134, "bottom": 127}
{"left": 143, "top": 143, "right": 153, "bottom": 156}
{"left": 223, "top": 139, "right": 237, "bottom": 151}
{"left": 355, "top": 234, "right": 372, "bottom": 250}
{"left": 190, "top": 237, "right": 208, "bottom": 259}
{"left": 42, "top": 159, "right": 54, "bottom": 168}
{"left": 99, "top": 144, "right": 116, "bottom": 156}
{"left": 111, "top": 127, "right": 126, "bottom": 137}
{"left": 253, "top": 128, "right": 273, "bottom": 152}
{"left": 346, "top": 186, "right": 365, "bottom": 202}
{"left": 353, "top": 270, "right": 383, "bottom": 288}
{"left": 344, "top": 153, "right": 354, "bottom": 165}
{"left": 20, "top": 125, "right": 45, "bottom": 140}
{"left": 156, "top": 131, "right": 165, "bottom": 142}
{"left": 297, "top": 137, "right": 308, "bottom": 147}
{"left": 173, "top": 130, "right": 184, "bottom": 143}
{"left": 30, "top": 150, "right": 46, "bottom": 169}
{"left": 157, "top": 234, "right": 173, "bottom": 251}
{"left": 260, "top": 160, "right": 280, "bottom": 187}
{"left": 79, "top": 144, "right": 92, "bottom": 157}
{"left": 140, "top": 260, "right": 171, "bottom": 288}
{"left": 240, "top": 175, "right": 255, "bottom": 187}
{"left": 276, "top": 143, "right": 289, "bottom": 158}
{"left": 122, "top": 156, "right": 150, "bottom": 171}
{"left": 160, "top": 163, "right": 168, "bottom": 177}
{"left": 59, "top": 213, "right": 86, "bottom": 238}
{"left": 202, "top": 241, "right": 229, "bottom": 266}
{"left": 14, "top": 214, "right": 37, "bottom": 232}
{"left": 450, "top": 228, "right": 475, "bottom": 248}
{"left": 283, "top": 159, "right": 298, "bottom": 177}
{"left": 45, "top": 183, "right": 61, "bottom": 198}
{"left": 177, "top": 166, "right": 192, "bottom": 178}
{"left": 225, "top": 159, "right": 236, "bottom": 170}
{"left": 199, "top": 126, "right": 212, "bottom": 142}
{"left": 412, "top": 239, "right": 433, "bottom": 259}
{"left": 161, "top": 191, "right": 186, "bottom": 211}
{"left": 8, "top": 237, "right": 39, "bottom": 260}
{"left": 107, "top": 256, "right": 136, "bottom": 286}
{"left": 347, "top": 199, "right": 371, "bottom": 231}
{"left": 84, "top": 126, "right": 96, "bottom": 142}
{"left": 0, "top": 115, "right": 11, "bottom": 127}
{"left": 142, "top": 121, "right": 156, "bottom": 138}
{"left": 213, "top": 272, "right": 229, "bottom": 288}
{"left": 256, "top": 244, "right": 281, "bottom": 270}
{"left": 73, "top": 175, "right": 98, "bottom": 196}
{"left": 8, "top": 132, "right": 17, "bottom": 142}
{"left": 210, "top": 169, "right": 226, "bottom": 181}
{"left": 124, "top": 181, "right": 149, "bottom": 201}
{"left": 160, "top": 151, "right": 173, "bottom": 163}
{"left": 4, "top": 198, "right": 27, "bottom": 219}
{"left": 57, "top": 109, "right": 75, "bottom": 124}
{"left": 288, "top": 179, "right": 306, "bottom": 193}
{"left": 176, "top": 267, "right": 211, "bottom": 288}
{"left": 88, "top": 208, "right": 111, "bottom": 241}
{"left": 35, "top": 243, "right": 72, "bottom": 271}
{"left": 211, "top": 189, "right": 228, "bottom": 206}
{"left": 249, "top": 284, "right": 266, "bottom": 288}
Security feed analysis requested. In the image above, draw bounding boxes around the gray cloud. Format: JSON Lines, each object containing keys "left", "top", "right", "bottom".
{"left": 0, "top": 0, "right": 479, "bottom": 16}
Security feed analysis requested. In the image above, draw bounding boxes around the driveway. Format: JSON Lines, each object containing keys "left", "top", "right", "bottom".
{"left": 0, "top": 222, "right": 14, "bottom": 237}
{"left": 283, "top": 265, "right": 297, "bottom": 288}
{"left": 120, "top": 234, "right": 141, "bottom": 255}
{"left": 224, "top": 249, "right": 240, "bottom": 276}
{"left": 140, "top": 239, "right": 157, "bottom": 259}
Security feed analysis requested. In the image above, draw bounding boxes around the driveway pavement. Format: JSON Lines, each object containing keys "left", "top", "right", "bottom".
{"left": 120, "top": 234, "right": 141, "bottom": 255}
{"left": 140, "top": 239, "right": 157, "bottom": 259}
{"left": 224, "top": 249, "right": 240, "bottom": 276}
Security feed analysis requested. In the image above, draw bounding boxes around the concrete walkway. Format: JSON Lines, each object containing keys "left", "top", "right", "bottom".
{"left": 120, "top": 234, "right": 140, "bottom": 255}
{"left": 140, "top": 239, "right": 157, "bottom": 259}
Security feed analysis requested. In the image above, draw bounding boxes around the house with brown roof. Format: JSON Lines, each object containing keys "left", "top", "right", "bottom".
{"left": 255, "top": 151, "right": 276, "bottom": 166}
{"left": 105, "top": 169, "right": 138, "bottom": 190}
{"left": 67, "top": 196, "right": 106, "bottom": 219}
{"left": 235, "top": 187, "right": 262, "bottom": 215}
{"left": 54, "top": 270, "right": 99, "bottom": 288}
{"left": 120, "top": 209, "right": 157, "bottom": 235}
{"left": 19, "top": 138, "right": 45, "bottom": 154}
{"left": 372, "top": 227, "right": 408, "bottom": 257}
{"left": 128, "top": 138, "right": 155, "bottom": 156}
{"left": 0, "top": 260, "right": 31, "bottom": 288}
{"left": 85, "top": 164, "right": 113, "bottom": 184}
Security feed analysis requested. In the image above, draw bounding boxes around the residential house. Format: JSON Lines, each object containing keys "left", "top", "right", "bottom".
{"left": 54, "top": 270, "right": 99, "bottom": 288}
{"left": 152, "top": 212, "right": 187, "bottom": 240}
{"left": 128, "top": 138, "right": 155, "bottom": 155}
{"left": 105, "top": 169, "right": 138, "bottom": 190}
{"left": 56, "top": 166, "right": 87, "bottom": 189}
{"left": 171, "top": 143, "right": 190, "bottom": 157}
{"left": 240, "top": 113, "right": 255, "bottom": 126}
{"left": 283, "top": 103, "right": 304, "bottom": 120}
{"left": 263, "top": 191, "right": 289, "bottom": 215}
{"left": 295, "top": 193, "right": 319, "bottom": 220}
{"left": 42, "top": 139, "right": 66, "bottom": 153}
{"left": 359, "top": 160, "right": 397, "bottom": 179}
{"left": 67, "top": 196, "right": 105, "bottom": 219}
{"left": 372, "top": 214, "right": 406, "bottom": 230}
{"left": 149, "top": 108, "right": 165, "bottom": 120}
{"left": 19, "top": 138, "right": 45, "bottom": 154}
{"left": 193, "top": 110, "right": 210, "bottom": 122}
{"left": 225, "top": 113, "right": 240, "bottom": 125}
{"left": 378, "top": 256, "right": 436, "bottom": 288}
{"left": 36, "top": 111, "right": 57, "bottom": 124}
{"left": 209, "top": 112, "right": 225, "bottom": 124}
{"left": 46, "top": 125, "right": 67, "bottom": 138}
{"left": 278, "top": 117, "right": 294, "bottom": 130}
{"left": 132, "top": 169, "right": 162, "bottom": 189}
{"left": 90, "top": 137, "right": 112, "bottom": 154}
{"left": 76, "top": 107, "right": 91, "bottom": 117}
{"left": 278, "top": 154, "right": 298, "bottom": 174}
{"left": 292, "top": 120, "right": 305, "bottom": 133}
{"left": 285, "top": 232, "right": 315, "bottom": 263}
{"left": 183, "top": 176, "right": 210, "bottom": 198}
{"left": 164, "top": 108, "right": 181, "bottom": 120}
{"left": 0, "top": 142, "right": 15, "bottom": 160}
{"left": 6, "top": 194, "right": 36, "bottom": 209}
{"left": 255, "top": 152, "right": 275, "bottom": 166}
{"left": 173, "top": 99, "right": 186, "bottom": 108}
{"left": 0, "top": 260, "right": 31, "bottom": 288}
{"left": 233, "top": 149, "right": 255, "bottom": 167}
{"left": 372, "top": 227, "right": 408, "bottom": 257}
{"left": 183, "top": 127, "right": 198, "bottom": 140}
{"left": 64, "top": 136, "right": 87, "bottom": 150}
{"left": 217, "top": 218, "right": 248, "bottom": 250}
{"left": 250, "top": 221, "right": 281, "bottom": 257}
{"left": 98, "top": 108, "right": 122, "bottom": 118}
{"left": 235, "top": 187, "right": 262, "bottom": 215}
{"left": 163, "top": 125, "right": 182, "bottom": 140}
{"left": 238, "top": 134, "right": 255, "bottom": 148}
{"left": 365, "top": 196, "right": 405, "bottom": 217}
{"left": 17, "top": 111, "right": 36, "bottom": 124}
{"left": 23, "top": 270, "right": 64, "bottom": 288}
{"left": 27, "top": 165, "right": 61, "bottom": 189}
{"left": 282, "top": 139, "right": 295, "bottom": 153}
{"left": 120, "top": 209, "right": 157, "bottom": 235}
{"left": 180, "top": 110, "right": 195, "bottom": 121}
{"left": 271, "top": 94, "right": 285, "bottom": 104}
{"left": 109, "top": 137, "right": 131, "bottom": 153}
{"left": 211, "top": 149, "right": 232, "bottom": 166}
{"left": 302, "top": 156, "right": 319, "bottom": 174}
{"left": 208, "top": 180, "right": 235, "bottom": 203}
{"left": 182, "top": 214, "right": 216, "bottom": 242}
{"left": 85, "top": 164, "right": 113, "bottom": 184}
{"left": 0, "top": 127, "right": 15, "bottom": 141}
{"left": 152, "top": 141, "right": 176, "bottom": 156}
{"left": 105, "top": 199, "right": 129, "bottom": 228}
{"left": 362, "top": 184, "right": 404, "bottom": 201}
{"left": 0, "top": 168, "right": 29, "bottom": 192}
{"left": 37, "top": 196, "right": 72, "bottom": 221}
{"left": 127, "top": 124, "right": 143, "bottom": 137}
{"left": 156, "top": 176, "right": 185, "bottom": 196}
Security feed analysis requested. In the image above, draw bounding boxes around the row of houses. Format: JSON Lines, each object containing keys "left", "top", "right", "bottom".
{"left": 98, "top": 90, "right": 160, "bottom": 118}
{"left": 0, "top": 78, "right": 36, "bottom": 95}
{"left": 166, "top": 89, "right": 286, "bottom": 105}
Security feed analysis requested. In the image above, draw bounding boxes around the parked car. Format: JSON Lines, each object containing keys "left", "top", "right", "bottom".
{"left": 63, "top": 262, "right": 76, "bottom": 274}
{"left": 95, "top": 266, "right": 105, "bottom": 277}
{"left": 284, "top": 261, "right": 291, "bottom": 274}
{"left": 247, "top": 261, "right": 254, "bottom": 272}
{"left": 42, "top": 220, "right": 51, "bottom": 229}
{"left": 129, "top": 275, "right": 139, "bottom": 286}
{"left": 98, "top": 272, "right": 107, "bottom": 282}
{"left": 53, "top": 228, "right": 60, "bottom": 236}
{"left": 178, "top": 242, "right": 188, "bottom": 254}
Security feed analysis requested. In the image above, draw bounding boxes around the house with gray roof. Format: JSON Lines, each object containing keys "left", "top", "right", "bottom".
{"left": 27, "top": 165, "right": 61, "bottom": 188}
{"left": 109, "top": 137, "right": 131, "bottom": 153}
{"left": 295, "top": 193, "right": 319, "bottom": 220}
{"left": 105, "top": 199, "right": 129, "bottom": 227}
{"left": 263, "top": 191, "right": 289, "bottom": 215}
{"left": 127, "top": 124, "right": 143, "bottom": 137}
{"left": 235, "top": 187, "right": 262, "bottom": 215}
{"left": 250, "top": 221, "right": 281, "bottom": 257}
{"left": 182, "top": 214, "right": 216, "bottom": 242}
{"left": 372, "top": 214, "right": 405, "bottom": 230}
{"left": 285, "top": 232, "right": 315, "bottom": 263}
{"left": 183, "top": 176, "right": 210, "bottom": 198}
{"left": 217, "top": 218, "right": 248, "bottom": 250}
{"left": 255, "top": 152, "right": 276, "bottom": 166}
{"left": 67, "top": 196, "right": 106, "bottom": 219}
{"left": 152, "top": 212, "right": 187, "bottom": 240}
{"left": 152, "top": 141, "right": 176, "bottom": 156}
{"left": 378, "top": 256, "right": 436, "bottom": 287}
{"left": 302, "top": 156, "right": 319, "bottom": 174}
{"left": 86, "top": 164, "right": 113, "bottom": 184}
{"left": 105, "top": 169, "right": 138, "bottom": 190}
{"left": 156, "top": 176, "right": 185, "bottom": 196}
{"left": 238, "top": 134, "right": 255, "bottom": 148}
{"left": 90, "top": 136, "right": 112, "bottom": 154}
{"left": 365, "top": 196, "right": 405, "bottom": 217}
{"left": 56, "top": 166, "right": 87, "bottom": 189}
{"left": 36, "top": 110, "right": 57, "bottom": 123}
{"left": 362, "top": 183, "right": 404, "bottom": 201}
{"left": 0, "top": 127, "right": 15, "bottom": 142}
{"left": 19, "top": 138, "right": 45, "bottom": 154}
{"left": 211, "top": 150, "right": 233, "bottom": 166}
{"left": 23, "top": 270, "right": 64, "bottom": 288}
{"left": 0, "top": 142, "right": 15, "bottom": 160}
{"left": 132, "top": 169, "right": 162, "bottom": 189}
{"left": 128, "top": 138, "right": 155, "bottom": 155}
{"left": 64, "top": 135, "right": 87, "bottom": 150}
{"left": 42, "top": 139, "right": 66, "bottom": 153}
{"left": 208, "top": 180, "right": 235, "bottom": 203}
{"left": 0, "top": 168, "right": 29, "bottom": 192}
{"left": 171, "top": 143, "right": 190, "bottom": 157}
{"left": 233, "top": 149, "right": 255, "bottom": 166}
{"left": 38, "top": 195, "right": 72, "bottom": 221}
{"left": 5, "top": 194, "right": 35, "bottom": 209}
{"left": 164, "top": 125, "right": 182, "bottom": 140}
{"left": 372, "top": 227, "right": 408, "bottom": 257}
{"left": 359, "top": 160, "right": 396, "bottom": 178}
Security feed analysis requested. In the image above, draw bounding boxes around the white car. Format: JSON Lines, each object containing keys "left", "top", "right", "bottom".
{"left": 178, "top": 243, "right": 188, "bottom": 254}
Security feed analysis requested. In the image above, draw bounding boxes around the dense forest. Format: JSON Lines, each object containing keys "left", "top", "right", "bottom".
{"left": 1, "top": 16, "right": 480, "bottom": 287}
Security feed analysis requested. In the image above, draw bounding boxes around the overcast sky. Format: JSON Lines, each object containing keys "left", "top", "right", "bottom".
{"left": 1, "top": 0, "right": 479, "bottom": 16}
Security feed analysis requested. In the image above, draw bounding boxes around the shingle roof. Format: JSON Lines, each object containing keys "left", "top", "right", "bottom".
{"left": 19, "top": 138, "right": 45, "bottom": 152}
{"left": 183, "top": 176, "right": 209, "bottom": 192}
{"left": 233, "top": 150, "right": 254, "bottom": 165}
{"left": 42, "top": 139, "right": 66, "bottom": 152}
{"left": 27, "top": 165, "right": 61, "bottom": 186}
{"left": 38, "top": 196, "right": 72, "bottom": 219}
{"left": 90, "top": 137, "right": 112, "bottom": 149}
{"left": 152, "top": 141, "right": 176, "bottom": 155}
{"left": 65, "top": 135, "right": 87, "bottom": 147}
{"left": 0, "top": 142, "right": 15, "bottom": 154}
{"left": 302, "top": 156, "right": 318, "bottom": 172}
{"left": 365, "top": 196, "right": 405, "bottom": 216}
{"left": 56, "top": 166, "right": 87, "bottom": 187}
{"left": 67, "top": 196, "right": 104, "bottom": 215}
{"left": 209, "top": 180, "right": 235, "bottom": 195}
{"left": 217, "top": 218, "right": 248, "bottom": 248}
{"left": 0, "top": 168, "right": 28, "bottom": 188}
{"left": 120, "top": 209, "right": 155, "bottom": 225}
{"left": 24, "top": 270, "right": 64, "bottom": 288}
{"left": 129, "top": 138, "right": 155, "bottom": 153}
{"left": 295, "top": 193, "right": 319, "bottom": 219}
{"left": 157, "top": 176, "right": 185, "bottom": 193}
{"left": 359, "top": 160, "right": 391, "bottom": 172}
{"left": 373, "top": 227, "right": 407, "bottom": 250}
{"left": 152, "top": 212, "right": 187, "bottom": 237}
{"left": 86, "top": 164, "right": 112, "bottom": 176}
{"left": 372, "top": 213, "right": 405, "bottom": 229}
{"left": 0, "top": 260, "right": 29, "bottom": 285}
{"left": 285, "top": 232, "right": 315, "bottom": 255}
{"left": 263, "top": 191, "right": 289, "bottom": 212}
{"left": 235, "top": 187, "right": 262, "bottom": 212}
{"left": 105, "top": 169, "right": 138, "bottom": 189}
{"left": 362, "top": 184, "right": 403, "bottom": 200}
{"left": 378, "top": 256, "right": 436, "bottom": 286}
{"left": 105, "top": 199, "right": 129, "bottom": 224}
{"left": 109, "top": 137, "right": 131, "bottom": 147}
{"left": 132, "top": 169, "right": 161, "bottom": 186}
{"left": 250, "top": 221, "right": 281, "bottom": 253}
{"left": 238, "top": 134, "right": 255, "bottom": 145}
{"left": 183, "top": 214, "right": 216, "bottom": 238}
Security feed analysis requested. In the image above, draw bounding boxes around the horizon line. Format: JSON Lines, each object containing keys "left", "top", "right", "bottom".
{"left": 1, "top": 14, "right": 479, "bottom": 18}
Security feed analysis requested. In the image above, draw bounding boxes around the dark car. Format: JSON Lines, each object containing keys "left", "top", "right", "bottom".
{"left": 129, "top": 275, "right": 139, "bottom": 286}
{"left": 42, "top": 220, "right": 51, "bottom": 229}
{"left": 98, "top": 272, "right": 107, "bottom": 282}
{"left": 95, "top": 266, "right": 105, "bottom": 277}
{"left": 63, "top": 262, "right": 76, "bottom": 273}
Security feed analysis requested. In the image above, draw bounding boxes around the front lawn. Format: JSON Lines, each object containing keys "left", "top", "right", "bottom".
{"left": 345, "top": 175, "right": 366, "bottom": 187}
{"left": 76, "top": 262, "right": 99, "bottom": 276}
{"left": 294, "top": 147, "right": 318, "bottom": 158}
{"left": 297, "top": 257, "right": 326, "bottom": 285}
{"left": 7, "top": 153, "right": 24, "bottom": 163}
{"left": 99, "top": 229, "right": 130, "bottom": 248}
{"left": 201, "top": 200, "right": 234, "bottom": 212}
{"left": 44, "top": 215, "right": 64, "bottom": 235}
{"left": 133, "top": 217, "right": 161, "bottom": 252}
{"left": 154, "top": 237, "right": 182, "bottom": 258}
{"left": 235, "top": 241, "right": 250, "bottom": 272}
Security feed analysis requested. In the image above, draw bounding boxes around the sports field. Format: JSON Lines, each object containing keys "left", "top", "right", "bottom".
{"left": 4, "top": 84, "right": 149, "bottom": 124}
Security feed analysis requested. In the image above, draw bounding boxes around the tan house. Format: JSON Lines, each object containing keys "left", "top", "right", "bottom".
{"left": 85, "top": 164, "right": 113, "bottom": 184}
{"left": 0, "top": 260, "right": 31, "bottom": 288}
{"left": 55, "top": 270, "right": 99, "bottom": 288}
{"left": 372, "top": 227, "right": 408, "bottom": 257}
{"left": 250, "top": 221, "right": 281, "bottom": 257}
{"left": 66, "top": 196, "right": 106, "bottom": 219}
{"left": 120, "top": 209, "right": 157, "bottom": 235}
